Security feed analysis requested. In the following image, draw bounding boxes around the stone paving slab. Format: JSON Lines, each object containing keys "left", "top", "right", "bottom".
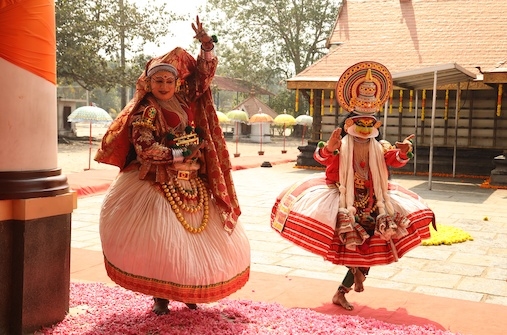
{"left": 69, "top": 162, "right": 507, "bottom": 307}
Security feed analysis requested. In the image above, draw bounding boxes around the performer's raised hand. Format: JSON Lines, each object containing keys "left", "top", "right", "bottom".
{"left": 192, "top": 15, "right": 213, "bottom": 50}
{"left": 327, "top": 127, "right": 342, "bottom": 152}
{"left": 395, "top": 134, "right": 414, "bottom": 154}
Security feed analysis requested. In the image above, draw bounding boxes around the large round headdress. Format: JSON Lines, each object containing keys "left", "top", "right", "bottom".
{"left": 335, "top": 61, "right": 392, "bottom": 115}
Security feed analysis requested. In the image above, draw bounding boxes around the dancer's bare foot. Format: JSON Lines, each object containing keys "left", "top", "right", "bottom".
{"left": 352, "top": 268, "right": 365, "bottom": 292}
{"left": 332, "top": 286, "right": 354, "bottom": 310}
{"left": 152, "top": 297, "right": 169, "bottom": 315}
{"left": 185, "top": 303, "right": 198, "bottom": 310}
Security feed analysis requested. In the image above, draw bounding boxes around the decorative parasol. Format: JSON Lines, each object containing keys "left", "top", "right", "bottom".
{"left": 295, "top": 114, "right": 313, "bottom": 145}
{"left": 216, "top": 111, "right": 230, "bottom": 124}
{"left": 68, "top": 105, "right": 113, "bottom": 170}
{"left": 273, "top": 110, "right": 296, "bottom": 154}
{"left": 226, "top": 109, "right": 249, "bottom": 157}
{"left": 249, "top": 111, "right": 273, "bottom": 155}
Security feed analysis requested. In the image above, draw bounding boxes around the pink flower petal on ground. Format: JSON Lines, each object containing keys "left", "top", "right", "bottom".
{"left": 34, "top": 282, "right": 462, "bottom": 335}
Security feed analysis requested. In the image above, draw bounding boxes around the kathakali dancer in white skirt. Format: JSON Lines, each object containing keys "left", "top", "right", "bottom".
{"left": 94, "top": 17, "right": 250, "bottom": 315}
{"left": 271, "top": 61, "right": 435, "bottom": 310}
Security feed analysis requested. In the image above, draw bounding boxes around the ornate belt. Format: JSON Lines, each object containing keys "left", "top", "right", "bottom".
{"left": 171, "top": 170, "right": 198, "bottom": 181}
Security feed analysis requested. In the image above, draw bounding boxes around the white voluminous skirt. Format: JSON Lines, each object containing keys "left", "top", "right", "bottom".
{"left": 271, "top": 173, "right": 435, "bottom": 267}
{"left": 99, "top": 170, "right": 250, "bottom": 303}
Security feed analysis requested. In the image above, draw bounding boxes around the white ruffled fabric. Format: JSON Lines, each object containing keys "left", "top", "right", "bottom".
{"left": 100, "top": 169, "right": 250, "bottom": 299}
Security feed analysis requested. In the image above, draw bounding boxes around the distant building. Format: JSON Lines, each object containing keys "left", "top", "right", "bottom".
{"left": 232, "top": 90, "right": 277, "bottom": 143}
{"left": 287, "top": 0, "right": 507, "bottom": 180}
{"left": 57, "top": 97, "right": 86, "bottom": 137}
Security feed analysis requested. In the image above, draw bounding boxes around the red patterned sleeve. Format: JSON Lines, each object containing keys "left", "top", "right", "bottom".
{"left": 384, "top": 149, "right": 410, "bottom": 168}
{"left": 183, "top": 52, "right": 218, "bottom": 103}
{"left": 130, "top": 106, "right": 173, "bottom": 180}
{"left": 314, "top": 147, "right": 340, "bottom": 183}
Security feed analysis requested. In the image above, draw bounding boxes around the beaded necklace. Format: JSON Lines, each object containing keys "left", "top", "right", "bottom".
{"left": 353, "top": 140, "right": 370, "bottom": 178}
{"left": 352, "top": 138, "right": 375, "bottom": 212}
{"left": 161, "top": 176, "right": 209, "bottom": 234}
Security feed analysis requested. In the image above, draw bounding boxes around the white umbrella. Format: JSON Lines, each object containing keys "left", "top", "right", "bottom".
{"left": 67, "top": 105, "right": 113, "bottom": 170}
{"left": 226, "top": 109, "right": 249, "bottom": 157}
{"left": 295, "top": 114, "right": 313, "bottom": 145}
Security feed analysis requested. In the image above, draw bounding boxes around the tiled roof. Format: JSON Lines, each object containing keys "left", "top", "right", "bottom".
{"left": 290, "top": 0, "right": 507, "bottom": 87}
{"left": 213, "top": 76, "right": 274, "bottom": 96}
{"left": 232, "top": 93, "right": 277, "bottom": 119}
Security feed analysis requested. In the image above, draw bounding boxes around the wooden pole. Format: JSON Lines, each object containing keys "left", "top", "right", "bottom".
{"left": 87, "top": 122, "right": 92, "bottom": 170}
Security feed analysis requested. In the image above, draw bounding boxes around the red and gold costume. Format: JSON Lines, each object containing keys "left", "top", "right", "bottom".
{"left": 271, "top": 61, "right": 434, "bottom": 282}
{"left": 272, "top": 135, "right": 434, "bottom": 267}
{"left": 94, "top": 47, "right": 250, "bottom": 303}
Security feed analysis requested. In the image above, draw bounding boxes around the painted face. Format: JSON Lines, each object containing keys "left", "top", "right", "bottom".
{"left": 354, "top": 117, "right": 375, "bottom": 137}
{"left": 344, "top": 116, "right": 380, "bottom": 139}
{"left": 150, "top": 70, "right": 177, "bottom": 101}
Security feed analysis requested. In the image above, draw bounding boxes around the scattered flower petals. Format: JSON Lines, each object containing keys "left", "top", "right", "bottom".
{"left": 34, "top": 282, "right": 461, "bottom": 335}
{"left": 422, "top": 223, "right": 473, "bottom": 246}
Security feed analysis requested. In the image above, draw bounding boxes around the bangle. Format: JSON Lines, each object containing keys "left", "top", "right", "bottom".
{"left": 407, "top": 151, "right": 414, "bottom": 159}
{"left": 172, "top": 148, "right": 184, "bottom": 163}
{"left": 200, "top": 35, "right": 217, "bottom": 52}
{"left": 200, "top": 46, "right": 216, "bottom": 60}
{"left": 201, "top": 43, "right": 214, "bottom": 52}
{"left": 333, "top": 149, "right": 340, "bottom": 155}
{"left": 318, "top": 141, "right": 325, "bottom": 149}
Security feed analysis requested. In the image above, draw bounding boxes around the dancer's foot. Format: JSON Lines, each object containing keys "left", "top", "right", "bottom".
{"left": 352, "top": 268, "right": 365, "bottom": 292}
{"left": 332, "top": 285, "right": 354, "bottom": 311}
{"left": 152, "top": 297, "right": 169, "bottom": 315}
{"left": 185, "top": 303, "right": 198, "bottom": 310}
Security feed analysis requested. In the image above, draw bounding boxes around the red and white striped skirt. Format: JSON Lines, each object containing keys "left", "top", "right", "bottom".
{"left": 271, "top": 173, "right": 434, "bottom": 267}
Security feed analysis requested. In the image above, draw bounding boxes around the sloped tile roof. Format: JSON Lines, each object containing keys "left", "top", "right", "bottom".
{"left": 213, "top": 76, "right": 274, "bottom": 96}
{"left": 289, "top": 0, "right": 507, "bottom": 88}
{"left": 231, "top": 94, "right": 277, "bottom": 119}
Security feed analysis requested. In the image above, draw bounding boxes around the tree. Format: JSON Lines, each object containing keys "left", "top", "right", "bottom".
{"left": 56, "top": 0, "right": 179, "bottom": 106}
{"left": 204, "top": 0, "right": 340, "bottom": 114}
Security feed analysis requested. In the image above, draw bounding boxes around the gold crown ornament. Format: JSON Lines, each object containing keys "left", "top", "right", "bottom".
{"left": 336, "top": 61, "right": 392, "bottom": 138}
{"left": 335, "top": 61, "right": 393, "bottom": 116}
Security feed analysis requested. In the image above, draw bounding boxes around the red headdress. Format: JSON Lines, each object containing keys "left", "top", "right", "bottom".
{"left": 95, "top": 47, "right": 240, "bottom": 233}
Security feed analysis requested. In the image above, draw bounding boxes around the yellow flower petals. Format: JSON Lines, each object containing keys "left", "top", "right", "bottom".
{"left": 422, "top": 223, "right": 473, "bottom": 246}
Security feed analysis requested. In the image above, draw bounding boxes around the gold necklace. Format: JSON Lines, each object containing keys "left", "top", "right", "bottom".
{"left": 161, "top": 177, "right": 209, "bottom": 234}
{"left": 354, "top": 192, "right": 369, "bottom": 208}
{"left": 173, "top": 177, "right": 198, "bottom": 200}
{"left": 168, "top": 182, "right": 204, "bottom": 212}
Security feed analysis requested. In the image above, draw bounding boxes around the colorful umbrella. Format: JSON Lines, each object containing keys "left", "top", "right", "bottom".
{"left": 226, "top": 109, "right": 249, "bottom": 123}
{"left": 273, "top": 110, "right": 296, "bottom": 153}
{"left": 216, "top": 111, "right": 230, "bottom": 124}
{"left": 249, "top": 112, "right": 273, "bottom": 155}
{"left": 295, "top": 114, "right": 313, "bottom": 145}
{"left": 226, "top": 109, "right": 249, "bottom": 157}
{"left": 67, "top": 105, "right": 113, "bottom": 170}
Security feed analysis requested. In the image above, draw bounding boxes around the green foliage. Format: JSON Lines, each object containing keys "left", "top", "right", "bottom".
{"left": 56, "top": 0, "right": 178, "bottom": 91}
{"left": 205, "top": 0, "right": 340, "bottom": 83}
{"left": 56, "top": 0, "right": 339, "bottom": 115}
{"left": 268, "top": 89, "right": 295, "bottom": 114}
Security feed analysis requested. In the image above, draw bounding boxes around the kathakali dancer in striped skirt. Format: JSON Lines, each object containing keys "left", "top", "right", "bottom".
{"left": 271, "top": 61, "right": 435, "bottom": 310}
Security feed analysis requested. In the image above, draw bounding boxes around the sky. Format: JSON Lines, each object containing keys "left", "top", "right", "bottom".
{"left": 131, "top": 0, "right": 208, "bottom": 56}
